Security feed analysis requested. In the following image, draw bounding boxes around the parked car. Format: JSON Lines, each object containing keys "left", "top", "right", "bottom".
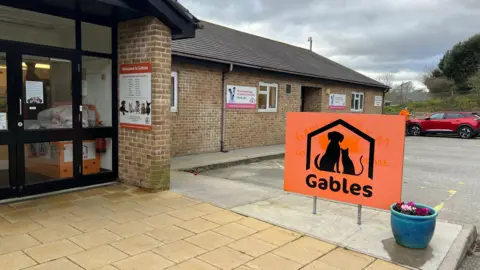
{"left": 407, "top": 112, "right": 480, "bottom": 139}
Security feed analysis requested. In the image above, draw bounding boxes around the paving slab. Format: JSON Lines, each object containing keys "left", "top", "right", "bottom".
{"left": 171, "top": 167, "right": 473, "bottom": 270}
{"left": 232, "top": 193, "right": 463, "bottom": 270}
{"left": 171, "top": 171, "right": 285, "bottom": 208}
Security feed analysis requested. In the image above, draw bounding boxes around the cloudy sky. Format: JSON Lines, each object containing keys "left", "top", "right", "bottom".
{"left": 178, "top": 0, "right": 479, "bottom": 89}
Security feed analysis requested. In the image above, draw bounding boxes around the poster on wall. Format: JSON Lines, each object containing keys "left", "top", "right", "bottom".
{"left": 119, "top": 63, "right": 152, "bottom": 130}
{"left": 226, "top": 85, "right": 257, "bottom": 109}
{"left": 25, "top": 81, "right": 44, "bottom": 104}
{"left": 328, "top": 94, "right": 346, "bottom": 109}
{"left": 374, "top": 96, "right": 383, "bottom": 107}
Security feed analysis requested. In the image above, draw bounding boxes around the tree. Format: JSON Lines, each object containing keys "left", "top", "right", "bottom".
{"left": 438, "top": 34, "right": 480, "bottom": 93}
{"left": 376, "top": 73, "right": 395, "bottom": 88}
{"left": 385, "top": 81, "right": 417, "bottom": 104}
{"left": 423, "top": 69, "right": 457, "bottom": 98}
{"left": 468, "top": 69, "right": 480, "bottom": 95}
{"left": 423, "top": 76, "right": 456, "bottom": 98}
{"left": 397, "top": 81, "right": 415, "bottom": 104}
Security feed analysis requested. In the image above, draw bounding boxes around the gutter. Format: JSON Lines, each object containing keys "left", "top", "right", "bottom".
{"left": 220, "top": 63, "right": 234, "bottom": 152}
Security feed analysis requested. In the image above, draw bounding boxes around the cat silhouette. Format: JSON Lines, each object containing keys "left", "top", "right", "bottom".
{"left": 146, "top": 102, "right": 151, "bottom": 115}
{"left": 341, "top": 148, "right": 364, "bottom": 176}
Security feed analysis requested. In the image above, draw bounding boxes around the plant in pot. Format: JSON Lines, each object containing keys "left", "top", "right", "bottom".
{"left": 390, "top": 201, "right": 438, "bottom": 249}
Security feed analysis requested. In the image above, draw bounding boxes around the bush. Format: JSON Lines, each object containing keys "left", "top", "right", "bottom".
{"left": 384, "top": 94, "right": 480, "bottom": 114}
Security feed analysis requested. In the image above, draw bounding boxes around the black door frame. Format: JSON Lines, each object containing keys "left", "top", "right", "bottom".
{"left": 0, "top": 24, "right": 118, "bottom": 199}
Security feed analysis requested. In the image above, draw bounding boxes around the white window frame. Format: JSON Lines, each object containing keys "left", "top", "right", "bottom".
{"left": 258, "top": 82, "right": 278, "bottom": 112}
{"left": 351, "top": 92, "right": 364, "bottom": 112}
{"left": 171, "top": 71, "right": 178, "bottom": 112}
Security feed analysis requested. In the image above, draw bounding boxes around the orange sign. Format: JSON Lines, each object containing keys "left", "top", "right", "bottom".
{"left": 284, "top": 113, "right": 405, "bottom": 210}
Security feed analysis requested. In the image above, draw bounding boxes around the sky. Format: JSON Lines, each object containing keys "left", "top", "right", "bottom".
{"left": 178, "top": 0, "right": 479, "bottom": 89}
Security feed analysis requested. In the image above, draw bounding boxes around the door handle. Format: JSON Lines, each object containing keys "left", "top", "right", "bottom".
{"left": 19, "top": 98, "right": 22, "bottom": 116}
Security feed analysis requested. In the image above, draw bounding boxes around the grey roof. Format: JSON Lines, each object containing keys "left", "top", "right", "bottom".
{"left": 172, "top": 21, "right": 387, "bottom": 89}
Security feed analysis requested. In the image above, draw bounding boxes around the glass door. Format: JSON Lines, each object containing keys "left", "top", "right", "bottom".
{"left": 11, "top": 50, "right": 83, "bottom": 197}
{"left": 0, "top": 51, "right": 16, "bottom": 199}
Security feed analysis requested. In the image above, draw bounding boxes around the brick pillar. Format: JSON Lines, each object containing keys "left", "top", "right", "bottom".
{"left": 118, "top": 17, "right": 172, "bottom": 190}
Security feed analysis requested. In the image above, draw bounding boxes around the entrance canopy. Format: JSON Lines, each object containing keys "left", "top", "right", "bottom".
{"left": 0, "top": 0, "right": 197, "bottom": 39}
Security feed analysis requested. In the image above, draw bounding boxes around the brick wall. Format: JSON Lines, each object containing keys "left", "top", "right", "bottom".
{"left": 318, "top": 83, "right": 384, "bottom": 114}
{"left": 223, "top": 69, "right": 302, "bottom": 150}
{"left": 118, "top": 17, "right": 172, "bottom": 190}
{"left": 171, "top": 60, "right": 385, "bottom": 155}
{"left": 171, "top": 62, "right": 223, "bottom": 156}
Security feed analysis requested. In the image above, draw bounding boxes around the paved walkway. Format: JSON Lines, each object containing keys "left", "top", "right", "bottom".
{"left": 0, "top": 184, "right": 405, "bottom": 270}
{"left": 171, "top": 144, "right": 284, "bottom": 170}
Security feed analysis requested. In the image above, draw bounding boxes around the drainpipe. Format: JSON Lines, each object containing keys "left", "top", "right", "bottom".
{"left": 221, "top": 63, "right": 234, "bottom": 152}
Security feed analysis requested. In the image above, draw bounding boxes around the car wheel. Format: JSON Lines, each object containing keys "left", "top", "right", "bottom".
{"left": 458, "top": 126, "right": 474, "bottom": 139}
{"left": 408, "top": 125, "right": 422, "bottom": 136}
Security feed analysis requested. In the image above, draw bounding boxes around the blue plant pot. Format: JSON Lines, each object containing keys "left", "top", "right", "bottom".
{"left": 390, "top": 203, "right": 438, "bottom": 249}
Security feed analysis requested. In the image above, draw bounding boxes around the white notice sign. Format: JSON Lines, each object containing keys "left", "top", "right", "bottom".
{"left": 328, "top": 94, "right": 347, "bottom": 109}
{"left": 0, "top": 113, "right": 6, "bottom": 130}
{"left": 25, "top": 81, "right": 44, "bottom": 104}
{"left": 63, "top": 141, "right": 96, "bottom": 163}
{"left": 375, "top": 96, "right": 383, "bottom": 107}
{"left": 119, "top": 63, "right": 152, "bottom": 130}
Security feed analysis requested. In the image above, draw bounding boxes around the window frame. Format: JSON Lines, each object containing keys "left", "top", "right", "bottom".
{"left": 350, "top": 92, "right": 364, "bottom": 112}
{"left": 171, "top": 71, "right": 178, "bottom": 112}
{"left": 258, "top": 82, "right": 278, "bottom": 112}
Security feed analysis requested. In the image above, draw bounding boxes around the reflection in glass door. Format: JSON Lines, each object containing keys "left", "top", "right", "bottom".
{"left": 0, "top": 52, "right": 9, "bottom": 191}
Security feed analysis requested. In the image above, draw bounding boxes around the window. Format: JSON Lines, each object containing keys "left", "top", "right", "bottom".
{"left": 351, "top": 92, "right": 364, "bottom": 112}
{"left": 429, "top": 113, "right": 444, "bottom": 120}
{"left": 0, "top": 6, "right": 75, "bottom": 49}
{"left": 82, "top": 22, "right": 112, "bottom": 54}
{"left": 82, "top": 56, "right": 112, "bottom": 127}
{"left": 445, "top": 113, "right": 461, "bottom": 119}
{"left": 258, "top": 82, "right": 278, "bottom": 112}
{"left": 171, "top": 71, "right": 178, "bottom": 112}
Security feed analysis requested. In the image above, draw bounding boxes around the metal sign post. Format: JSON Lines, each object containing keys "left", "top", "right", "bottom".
{"left": 313, "top": 196, "right": 317, "bottom": 214}
{"left": 357, "top": 205, "right": 362, "bottom": 225}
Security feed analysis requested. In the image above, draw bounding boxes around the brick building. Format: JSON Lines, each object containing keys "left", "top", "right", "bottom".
{"left": 170, "top": 22, "right": 388, "bottom": 157}
{"left": 0, "top": 0, "right": 388, "bottom": 199}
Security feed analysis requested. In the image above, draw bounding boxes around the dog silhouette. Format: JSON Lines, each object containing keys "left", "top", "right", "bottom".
{"left": 314, "top": 131, "right": 344, "bottom": 173}
{"left": 119, "top": 101, "right": 128, "bottom": 115}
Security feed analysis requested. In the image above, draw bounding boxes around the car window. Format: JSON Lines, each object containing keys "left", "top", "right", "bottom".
{"left": 429, "top": 113, "right": 444, "bottom": 120}
{"left": 446, "top": 113, "right": 461, "bottom": 119}
{"left": 445, "top": 113, "right": 462, "bottom": 119}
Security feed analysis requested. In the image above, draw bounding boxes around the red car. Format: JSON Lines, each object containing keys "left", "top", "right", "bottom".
{"left": 407, "top": 112, "right": 480, "bottom": 139}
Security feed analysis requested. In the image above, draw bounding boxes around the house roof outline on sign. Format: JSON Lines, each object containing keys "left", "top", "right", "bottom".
{"left": 305, "top": 119, "right": 376, "bottom": 179}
